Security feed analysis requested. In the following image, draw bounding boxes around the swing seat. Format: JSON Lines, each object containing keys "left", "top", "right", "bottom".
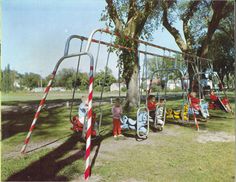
{"left": 71, "top": 115, "right": 97, "bottom": 136}
{"left": 71, "top": 116, "right": 83, "bottom": 132}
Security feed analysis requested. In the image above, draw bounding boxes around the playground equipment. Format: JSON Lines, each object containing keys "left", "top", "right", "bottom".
{"left": 21, "top": 28, "right": 216, "bottom": 180}
{"left": 191, "top": 58, "right": 232, "bottom": 113}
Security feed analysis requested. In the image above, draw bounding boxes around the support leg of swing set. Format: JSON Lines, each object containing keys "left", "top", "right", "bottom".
{"left": 19, "top": 52, "right": 94, "bottom": 181}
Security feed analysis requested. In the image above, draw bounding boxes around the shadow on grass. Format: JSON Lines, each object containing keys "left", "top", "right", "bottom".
{"left": 6, "top": 132, "right": 113, "bottom": 181}
{"left": 2, "top": 106, "right": 68, "bottom": 140}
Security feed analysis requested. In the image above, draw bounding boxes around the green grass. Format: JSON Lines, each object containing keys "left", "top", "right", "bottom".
{"left": 1, "top": 92, "right": 235, "bottom": 181}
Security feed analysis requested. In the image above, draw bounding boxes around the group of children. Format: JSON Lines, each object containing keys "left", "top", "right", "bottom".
{"left": 71, "top": 88, "right": 231, "bottom": 139}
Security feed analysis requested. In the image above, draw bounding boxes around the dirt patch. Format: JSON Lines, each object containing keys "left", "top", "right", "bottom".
{"left": 197, "top": 131, "right": 235, "bottom": 143}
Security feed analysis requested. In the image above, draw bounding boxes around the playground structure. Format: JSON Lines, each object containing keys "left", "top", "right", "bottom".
{"left": 21, "top": 28, "right": 225, "bottom": 180}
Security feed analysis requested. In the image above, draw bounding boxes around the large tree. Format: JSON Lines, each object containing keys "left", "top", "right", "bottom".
{"left": 208, "top": 11, "right": 235, "bottom": 88}
{"left": 103, "top": 0, "right": 160, "bottom": 108}
{"left": 161, "top": 0, "right": 234, "bottom": 65}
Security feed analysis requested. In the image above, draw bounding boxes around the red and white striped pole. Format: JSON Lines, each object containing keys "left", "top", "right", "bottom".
{"left": 21, "top": 71, "right": 56, "bottom": 153}
{"left": 84, "top": 65, "right": 94, "bottom": 180}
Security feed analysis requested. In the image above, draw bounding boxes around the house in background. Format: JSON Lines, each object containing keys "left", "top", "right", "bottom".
{"left": 110, "top": 83, "right": 126, "bottom": 91}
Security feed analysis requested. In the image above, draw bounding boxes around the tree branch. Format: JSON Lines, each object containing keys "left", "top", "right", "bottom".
{"left": 198, "top": 1, "right": 230, "bottom": 57}
{"left": 182, "top": 1, "right": 200, "bottom": 50}
{"left": 126, "top": 0, "right": 159, "bottom": 37}
{"left": 162, "top": 1, "right": 187, "bottom": 52}
{"left": 105, "top": 0, "right": 123, "bottom": 30}
{"left": 127, "top": 0, "right": 137, "bottom": 22}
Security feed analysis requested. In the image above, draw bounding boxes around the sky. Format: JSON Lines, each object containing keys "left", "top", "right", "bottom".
{"left": 2, "top": 0, "right": 183, "bottom": 78}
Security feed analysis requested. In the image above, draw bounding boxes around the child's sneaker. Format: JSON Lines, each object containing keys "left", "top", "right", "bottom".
{"left": 118, "top": 134, "right": 124, "bottom": 137}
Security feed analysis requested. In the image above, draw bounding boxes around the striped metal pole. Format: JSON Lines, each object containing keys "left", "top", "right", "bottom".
{"left": 84, "top": 65, "right": 94, "bottom": 180}
{"left": 21, "top": 71, "right": 56, "bottom": 153}
{"left": 20, "top": 52, "right": 93, "bottom": 154}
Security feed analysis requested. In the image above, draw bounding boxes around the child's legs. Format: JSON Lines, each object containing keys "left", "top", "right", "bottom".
{"left": 117, "top": 119, "right": 121, "bottom": 135}
{"left": 149, "top": 110, "right": 155, "bottom": 119}
{"left": 113, "top": 118, "right": 119, "bottom": 136}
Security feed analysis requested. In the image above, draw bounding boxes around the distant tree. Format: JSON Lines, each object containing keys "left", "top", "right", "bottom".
{"left": 94, "top": 67, "right": 116, "bottom": 91}
{"left": 55, "top": 68, "right": 75, "bottom": 89}
{"left": 75, "top": 72, "right": 89, "bottom": 90}
{"left": 21, "top": 72, "right": 41, "bottom": 90}
{"left": 2, "top": 64, "right": 14, "bottom": 92}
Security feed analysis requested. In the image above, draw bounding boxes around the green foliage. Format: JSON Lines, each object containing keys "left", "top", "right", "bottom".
{"left": 94, "top": 66, "right": 116, "bottom": 89}
{"left": 54, "top": 68, "right": 89, "bottom": 90}
{"left": 21, "top": 72, "right": 41, "bottom": 90}
{"left": 1, "top": 64, "right": 13, "bottom": 92}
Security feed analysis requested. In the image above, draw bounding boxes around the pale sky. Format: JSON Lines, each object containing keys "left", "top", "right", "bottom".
{"left": 2, "top": 0, "right": 183, "bottom": 78}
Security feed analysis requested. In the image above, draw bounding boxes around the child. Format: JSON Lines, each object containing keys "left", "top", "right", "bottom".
{"left": 78, "top": 95, "right": 88, "bottom": 125}
{"left": 189, "top": 92, "right": 200, "bottom": 111}
{"left": 147, "top": 95, "right": 164, "bottom": 125}
{"left": 189, "top": 91, "right": 209, "bottom": 118}
{"left": 147, "top": 95, "right": 158, "bottom": 120}
{"left": 209, "top": 90, "right": 231, "bottom": 112}
{"left": 70, "top": 95, "right": 88, "bottom": 132}
{"left": 112, "top": 98, "right": 123, "bottom": 138}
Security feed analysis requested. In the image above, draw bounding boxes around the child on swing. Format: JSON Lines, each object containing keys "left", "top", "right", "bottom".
{"left": 189, "top": 91, "right": 209, "bottom": 118}
{"left": 209, "top": 90, "right": 231, "bottom": 112}
{"left": 147, "top": 95, "right": 164, "bottom": 124}
{"left": 71, "top": 96, "right": 97, "bottom": 136}
{"left": 112, "top": 98, "right": 123, "bottom": 138}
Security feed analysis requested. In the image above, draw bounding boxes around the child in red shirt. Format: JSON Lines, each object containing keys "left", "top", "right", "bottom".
{"left": 147, "top": 95, "right": 158, "bottom": 120}
{"left": 209, "top": 90, "right": 231, "bottom": 112}
{"left": 189, "top": 92, "right": 201, "bottom": 110}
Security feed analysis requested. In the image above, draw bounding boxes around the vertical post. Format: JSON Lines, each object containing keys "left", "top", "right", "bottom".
{"left": 84, "top": 64, "right": 94, "bottom": 180}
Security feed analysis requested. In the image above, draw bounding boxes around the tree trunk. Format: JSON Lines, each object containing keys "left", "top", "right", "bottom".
{"left": 125, "top": 63, "right": 139, "bottom": 109}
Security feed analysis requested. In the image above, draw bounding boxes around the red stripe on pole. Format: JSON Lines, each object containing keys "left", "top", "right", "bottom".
{"left": 44, "top": 86, "right": 51, "bottom": 93}
{"left": 25, "top": 137, "right": 30, "bottom": 144}
{"left": 90, "top": 66, "right": 93, "bottom": 70}
{"left": 88, "top": 92, "right": 93, "bottom": 103}
{"left": 89, "top": 77, "right": 94, "bottom": 85}
{"left": 85, "top": 142, "right": 91, "bottom": 159}
{"left": 39, "top": 98, "right": 46, "bottom": 106}
{"left": 86, "top": 125, "right": 92, "bottom": 139}
{"left": 84, "top": 166, "right": 91, "bottom": 179}
{"left": 30, "top": 125, "right": 35, "bottom": 132}
{"left": 35, "top": 112, "right": 40, "bottom": 119}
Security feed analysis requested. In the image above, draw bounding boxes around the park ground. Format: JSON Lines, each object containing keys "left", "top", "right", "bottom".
{"left": 1, "top": 91, "right": 235, "bottom": 182}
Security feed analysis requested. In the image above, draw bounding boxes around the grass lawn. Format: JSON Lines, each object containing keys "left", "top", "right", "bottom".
{"left": 1, "top": 92, "right": 235, "bottom": 181}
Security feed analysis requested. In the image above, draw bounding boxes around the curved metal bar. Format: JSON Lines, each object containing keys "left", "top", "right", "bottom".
{"left": 64, "top": 35, "right": 87, "bottom": 56}
{"left": 21, "top": 52, "right": 94, "bottom": 153}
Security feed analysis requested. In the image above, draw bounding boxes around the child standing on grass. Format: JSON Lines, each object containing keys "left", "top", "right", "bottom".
{"left": 112, "top": 98, "right": 123, "bottom": 138}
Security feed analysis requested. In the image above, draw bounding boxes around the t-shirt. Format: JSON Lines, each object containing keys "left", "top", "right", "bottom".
{"left": 148, "top": 101, "right": 156, "bottom": 111}
{"left": 210, "top": 94, "right": 218, "bottom": 101}
{"left": 112, "top": 106, "right": 122, "bottom": 119}
{"left": 78, "top": 102, "right": 88, "bottom": 122}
